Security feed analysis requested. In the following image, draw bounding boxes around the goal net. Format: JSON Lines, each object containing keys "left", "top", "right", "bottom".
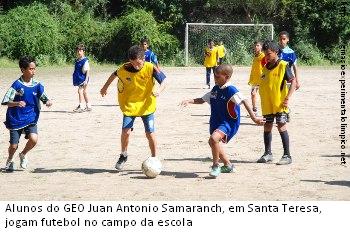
{"left": 185, "top": 23, "right": 274, "bottom": 66}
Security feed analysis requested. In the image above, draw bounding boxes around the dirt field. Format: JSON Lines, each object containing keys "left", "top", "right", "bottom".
{"left": 0, "top": 66, "right": 349, "bottom": 200}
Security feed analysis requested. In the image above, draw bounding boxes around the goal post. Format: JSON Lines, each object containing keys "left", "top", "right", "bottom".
{"left": 185, "top": 23, "right": 274, "bottom": 66}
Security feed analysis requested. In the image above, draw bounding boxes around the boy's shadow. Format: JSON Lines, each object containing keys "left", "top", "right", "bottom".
{"left": 41, "top": 110, "right": 75, "bottom": 114}
{"left": 32, "top": 168, "right": 118, "bottom": 174}
{"left": 164, "top": 157, "right": 255, "bottom": 164}
{"left": 121, "top": 169, "right": 204, "bottom": 179}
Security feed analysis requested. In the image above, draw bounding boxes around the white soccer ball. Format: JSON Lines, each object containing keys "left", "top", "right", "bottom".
{"left": 141, "top": 157, "right": 162, "bottom": 178}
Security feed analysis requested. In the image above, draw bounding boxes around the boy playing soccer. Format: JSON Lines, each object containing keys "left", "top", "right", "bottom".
{"left": 72, "top": 44, "right": 91, "bottom": 112}
{"left": 100, "top": 45, "right": 166, "bottom": 170}
{"left": 181, "top": 64, "right": 265, "bottom": 178}
{"left": 248, "top": 41, "right": 266, "bottom": 116}
{"left": 140, "top": 38, "right": 160, "bottom": 70}
{"left": 217, "top": 40, "right": 226, "bottom": 65}
{"left": 257, "top": 41, "right": 296, "bottom": 165}
{"left": 203, "top": 39, "right": 218, "bottom": 89}
{"left": 278, "top": 31, "right": 300, "bottom": 90}
{"left": 2, "top": 56, "right": 52, "bottom": 172}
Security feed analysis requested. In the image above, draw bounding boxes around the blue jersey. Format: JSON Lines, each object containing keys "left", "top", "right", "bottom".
{"left": 144, "top": 49, "right": 158, "bottom": 65}
{"left": 1, "top": 78, "right": 49, "bottom": 130}
{"left": 279, "top": 46, "right": 297, "bottom": 67}
{"left": 73, "top": 57, "right": 88, "bottom": 86}
{"left": 203, "top": 84, "right": 242, "bottom": 143}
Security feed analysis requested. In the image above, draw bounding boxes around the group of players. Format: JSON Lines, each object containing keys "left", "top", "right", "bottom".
{"left": 2, "top": 32, "right": 299, "bottom": 178}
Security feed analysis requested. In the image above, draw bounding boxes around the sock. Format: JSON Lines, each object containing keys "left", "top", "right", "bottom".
{"left": 79, "top": 103, "right": 84, "bottom": 108}
{"left": 264, "top": 131, "right": 272, "bottom": 154}
{"left": 279, "top": 130, "right": 290, "bottom": 156}
{"left": 121, "top": 151, "right": 127, "bottom": 157}
{"left": 86, "top": 103, "right": 91, "bottom": 108}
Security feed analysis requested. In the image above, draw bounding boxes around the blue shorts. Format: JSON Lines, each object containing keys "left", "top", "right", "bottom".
{"left": 122, "top": 113, "right": 155, "bottom": 133}
{"left": 210, "top": 123, "right": 239, "bottom": 143}
{"left": 9, "top": 124, "right": 38, "bottom": 144}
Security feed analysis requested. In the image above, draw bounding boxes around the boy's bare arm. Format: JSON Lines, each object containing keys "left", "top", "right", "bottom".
{"left": 242, "top": 100, "right": 265, "bottom": 125}
{"left": 153, "top": 79, "right": 167, "bottom": 97}
{"left": 283, "top": 78, "right": 297, "bottom": 107}
{"left": 6, "top": 101, "right": 26, "bottom": 108}
{"left": 292, "top": 64, "right": 300, "bottom": 89}
{"left": 100, "top": 73, "right": 117, "bottom": 97}
{"left": 180, "top": 98, "right": 205, "bottom": 107}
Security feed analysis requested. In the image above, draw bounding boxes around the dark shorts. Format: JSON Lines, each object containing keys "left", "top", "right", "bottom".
{"left": 264, "top": 112, "right": 288, "bottom": 124}
{"left": 9, "top": 124, "right": 38, "bottom": 144}
{"left": 122, "top": 113, "right": 155, "bottom": 133}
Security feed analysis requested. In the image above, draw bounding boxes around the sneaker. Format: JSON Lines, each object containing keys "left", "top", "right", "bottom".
{"left": 19, "top": 153, "right": 28, "bottom": 169}
{"left": 73, "top": 105, "right": 84, "bottom": 113}
{"left": 257, "top": 153, "right": 273, "bottom": 163}
{"left": 5, "top": 161, "right": 15, "bottom": 172}
{"left": 115, "top": 154, "right": 128, "bottom": 170}
{"left": 221, "top": 164, "right": 236, "bottom": 173}
{"left": 209, "top": 165, "right": 221, "bottom": 177}
{"left": 83, "top": 107, "right": 92, "bottom": 112}
{"left": 276, "top": 155, "right": 292, "bottom": 165}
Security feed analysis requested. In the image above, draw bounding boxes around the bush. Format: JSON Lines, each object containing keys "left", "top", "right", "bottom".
{"left": 0, "top": 3, "right": 62, "bottom": 62}
{"left": 294, "top": 41, "right": 329, "bottom": 66}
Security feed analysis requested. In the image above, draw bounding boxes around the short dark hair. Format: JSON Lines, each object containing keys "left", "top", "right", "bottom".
{"left": 208, "top": 39, "right": 214, "bottom": 44}
{"left": 278, "top": 31, "right": 290, "bottom": 38}
{"left": 254, "top": 41, "right": 263, "bottom": 46}
{"left": 76, "top": 44, "right": 85, "bottom": 51}
{"left": 128, "top": 45, "right": 145, "bottom": 60}
{"left": 262, "top": 40, "right": 280, "bottom": 53}
{"left": 214, "top": 64, "right": 233, "bottom": 78}
{"left": 19, "top": 56, "right": 36, "bottom": 69}
{"left": 140, "top": 37, "right": 149, "bottom": 45}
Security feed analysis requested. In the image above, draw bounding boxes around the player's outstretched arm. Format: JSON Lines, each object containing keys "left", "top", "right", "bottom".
{"left": 180, "top": 98, "right": 205, "bottom": 107}
{"left": 100, "top": 73, "right": 117, "bottom": 97}
{"left": 242, "top": 100, "right": 265, "bottom": 125}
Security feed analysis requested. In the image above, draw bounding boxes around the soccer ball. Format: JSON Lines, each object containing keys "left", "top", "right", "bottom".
{"left": 141, "top": 157, "right": 162, "bottom": 178}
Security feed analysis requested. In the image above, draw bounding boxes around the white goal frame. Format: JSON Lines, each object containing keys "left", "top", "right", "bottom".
{"left": 185, "top": 23, "right": 274, "bottom": 66}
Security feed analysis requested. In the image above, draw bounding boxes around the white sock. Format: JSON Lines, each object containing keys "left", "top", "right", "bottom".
{"left": 79, "top": 103, "right": 84, "bottom": 108}
{"left": 121, "top": 151, "right": 127, "bottom": 156}
{"left": 86, "top": 103, "right": 91, "bottom": 108}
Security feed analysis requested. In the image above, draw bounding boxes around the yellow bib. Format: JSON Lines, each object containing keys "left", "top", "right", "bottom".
{"left": 248, "top": 52, "right": 265, "bottom": 86}
{"left": 117, "top": 62, "right": 156, "bottom": 116}
{"left": 259, "top": 60, "right": 289, "bottom": 115}
{"left": 204, "top": 47, "right": 218, "bottom": 67}
{"left": 217, "top": 45, "right": 225, "bottom": 58}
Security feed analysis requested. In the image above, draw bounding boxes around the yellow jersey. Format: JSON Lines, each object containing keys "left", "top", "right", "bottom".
{"left": 248, "top": 52, "right": 265, "bottom": 86}
{"left": 217, "top": 45, "right": 226, "bottom": 58}
{"left": 204, "top": 46, "right": 218, "bottom": 67}
{"left": 259, "top": 60, "right": 290, "bottom": 115}
{"left": 116, "top": 62, "right": 156, "bottom": 116}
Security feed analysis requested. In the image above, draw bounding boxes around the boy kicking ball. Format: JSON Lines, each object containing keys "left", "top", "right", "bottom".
{"left": 181, "top": 64, "right": 265, "bottom": 178}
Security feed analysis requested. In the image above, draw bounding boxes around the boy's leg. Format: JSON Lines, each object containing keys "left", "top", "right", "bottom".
{"left": 257, "top": 119, "right": 274, "bottom": 163}
{"left": 19, "top": 125, "right": 38, "bottom": 169}
{"left": 142, "top": 113, "right": 156, "bottom": 157}
{"left": 6, "top": 129, "right": 20, "bottom": 171}
{"left": 74, "top": 87, "right": 84, "bottom": 112}
{"left": 82, "top": 84, "right": 91, "bottom": 111}
{"left": 145, "top": 132, "right": 156, "bottom": 157}
{"left": 116, "top": 115, "right": 135, "bottom": 170}
{"left": 276, "top": 114, "right": 292, "bottom": 165}
{"left": 208, "top": 131, "right": 226, "bottom": 177}
{"left": 206, "top": 67, "right": 211, "bottom": 88}
{"left": 21, "top": 133, "right": 38, "bottom": 155}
